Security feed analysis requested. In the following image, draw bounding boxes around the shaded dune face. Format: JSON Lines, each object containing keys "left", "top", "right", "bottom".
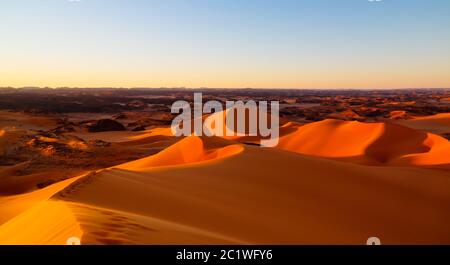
{"left": 277, "top": 119, "right": 450, "bottom": 166}
{"left": 363, "top": 122, "right": 430, "bottom": 163}
{"left": 278, "top": 120, "right": 384, "bottom": 159}
{"left": 399, "top": 133, "right": 450, "bottom": 166}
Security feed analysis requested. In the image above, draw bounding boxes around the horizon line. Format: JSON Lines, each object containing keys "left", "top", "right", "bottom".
{"left": 1, "top": 86, "right": 450, "bottom": 91}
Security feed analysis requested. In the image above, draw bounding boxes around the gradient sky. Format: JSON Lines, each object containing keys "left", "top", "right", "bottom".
{"left": 0, "top": 0, "right": 449, "bottom": 89}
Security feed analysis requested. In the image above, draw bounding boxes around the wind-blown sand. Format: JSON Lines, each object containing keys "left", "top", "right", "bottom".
{"left": 0, "top": 112, "right": 450, "bottom": 244}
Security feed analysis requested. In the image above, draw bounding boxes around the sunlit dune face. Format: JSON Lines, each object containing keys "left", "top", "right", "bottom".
{"left": 118, "top": 136, "right": 244, "bottom": 170}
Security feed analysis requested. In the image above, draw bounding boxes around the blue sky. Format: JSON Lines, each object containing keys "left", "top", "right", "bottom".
{"left": 0, "top": 0, "right": 449, "bottom": 88}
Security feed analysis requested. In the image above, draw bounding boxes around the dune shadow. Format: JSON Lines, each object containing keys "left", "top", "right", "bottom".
{"left": 364, "top": 123, "right": 431, "bottom": 163}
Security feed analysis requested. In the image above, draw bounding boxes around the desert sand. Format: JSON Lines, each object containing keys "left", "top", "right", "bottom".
{"left": 1, "top": 108, "right": 450, "bottom": 245}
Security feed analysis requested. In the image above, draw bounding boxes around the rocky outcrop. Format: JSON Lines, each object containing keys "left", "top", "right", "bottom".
{"left": 88, "top": 119, "right": 126, "bottom": 132}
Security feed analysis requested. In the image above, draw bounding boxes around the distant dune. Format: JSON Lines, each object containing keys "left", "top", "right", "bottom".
{"left": 277, "top": 119, "right": 450, "bottom": 167}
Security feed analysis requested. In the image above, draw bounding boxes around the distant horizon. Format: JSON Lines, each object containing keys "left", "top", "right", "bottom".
{"left": 1, "top": 86, "right": 450, "bottom": 91}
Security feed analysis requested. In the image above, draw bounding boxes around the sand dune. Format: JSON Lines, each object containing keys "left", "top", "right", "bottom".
{"left": 0, "top": 176, "right": 80, "bottom": 226}
{"left": 201, "top": 109, "right": 450, "bottom": 167}
{"left": 277, "top": 119, "right": 450, "bottom": 167}
{"left": 0, "top": 201, "right": 82, "bottom": 245}
{"left": 1, "top": 136, "right": 449, "bottom": 244}
{"left": 1, "top": 111, "right": 450, "bottom": 245}
{"left": 395, "top": 133, "right": 450, "bottom": 166}
{"left": 117, "top": 136, "right": 243, "bottom": 169}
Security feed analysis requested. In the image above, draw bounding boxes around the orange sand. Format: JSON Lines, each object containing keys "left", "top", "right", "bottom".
{"left": 1, "top": 112, "right": 449, "bottom": 245}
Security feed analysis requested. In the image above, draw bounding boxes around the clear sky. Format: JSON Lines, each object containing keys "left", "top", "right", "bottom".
{"left": 0, "top": 0, "right": 449, "bottom": 89}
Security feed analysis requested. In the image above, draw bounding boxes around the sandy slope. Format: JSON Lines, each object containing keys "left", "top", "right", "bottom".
{"left": 0, "top": 177, "right": 82, "bottom": 244}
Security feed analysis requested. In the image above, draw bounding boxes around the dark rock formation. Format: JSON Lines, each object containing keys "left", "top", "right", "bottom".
{"left": 88, "top": 119, "right": 126, "bottom": 132}
{"left": 131, "top": 125, "right": 146, "bottom": 131}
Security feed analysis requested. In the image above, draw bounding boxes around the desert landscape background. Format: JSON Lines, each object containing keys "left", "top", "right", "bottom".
{"left": 0, "top": 87, "right": 449, "bottom": 245}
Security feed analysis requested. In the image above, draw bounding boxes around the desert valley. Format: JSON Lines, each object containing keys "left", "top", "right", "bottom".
{"left": 0, "top": 87, "right": 449, "bottom": 244}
